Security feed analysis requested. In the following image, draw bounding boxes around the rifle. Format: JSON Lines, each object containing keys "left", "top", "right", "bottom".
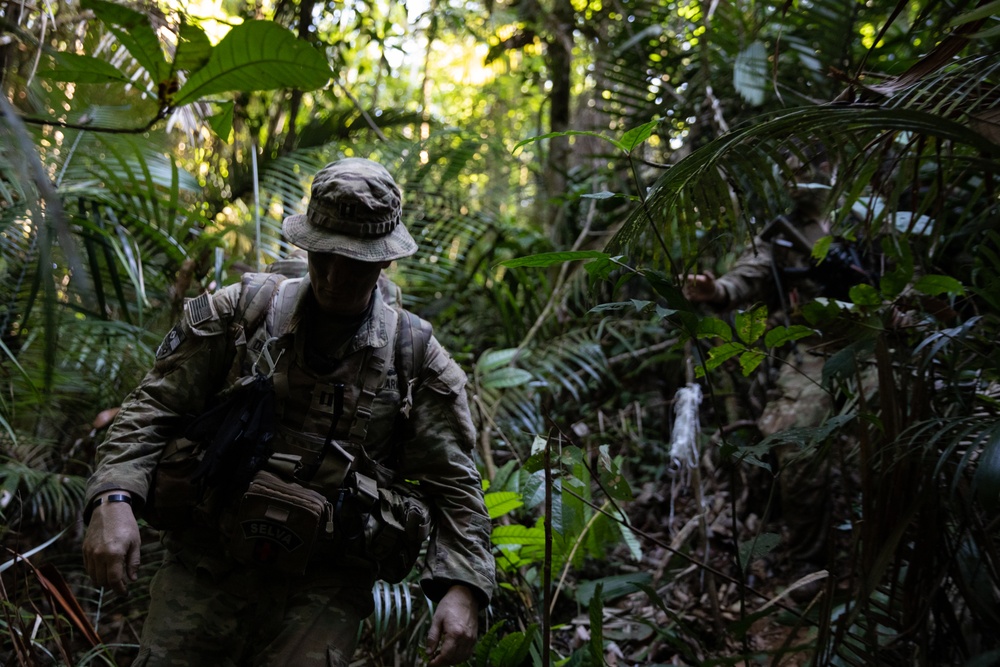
{"left": 759, "top": 214, "right": 875, "bottom": 301}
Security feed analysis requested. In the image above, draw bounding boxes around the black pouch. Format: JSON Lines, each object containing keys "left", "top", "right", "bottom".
{"left": 364, "top": 485, "right": 433, "bottom": 583}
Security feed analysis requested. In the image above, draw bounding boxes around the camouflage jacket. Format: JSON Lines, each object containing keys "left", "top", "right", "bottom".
{"left": 714, "top": 213, "right": 830, "bottom": 313}
{"left": 85, "top": 274, "right": 495, "bottom": 605}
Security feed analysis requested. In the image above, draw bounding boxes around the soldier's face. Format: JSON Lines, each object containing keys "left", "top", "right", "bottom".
{"left": 307, "top": 252, "right": 390, "bottom": 315}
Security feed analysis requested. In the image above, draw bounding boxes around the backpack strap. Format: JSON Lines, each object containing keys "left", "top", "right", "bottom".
{"left": 349, "top": 305, "right": 398, "bottom": 443}
{"left": 224, "top": 273, "right": 285, "bottom": 386}
{"left": 397, "top": 309, "right": 432, "bottom": 419}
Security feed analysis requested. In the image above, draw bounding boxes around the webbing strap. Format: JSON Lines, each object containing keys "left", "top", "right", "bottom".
{"left": 348, "top": 305, "right": 398, "bottom": 443}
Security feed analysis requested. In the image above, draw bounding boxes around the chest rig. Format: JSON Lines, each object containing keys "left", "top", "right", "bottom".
{"left": 230, "top": 273, "right": 430, "bottom": 491}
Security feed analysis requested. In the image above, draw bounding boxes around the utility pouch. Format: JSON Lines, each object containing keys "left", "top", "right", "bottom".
{"left": 145, "top": 437, "right": 205, "bottom": 530}
{"left": 229, "top": 470, "right": 333, "bottom": 575}
{"left": 364, "top": 485, "right": 433, "bottom": 583}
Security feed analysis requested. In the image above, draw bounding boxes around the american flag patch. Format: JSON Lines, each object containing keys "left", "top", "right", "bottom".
{"left": 186, "top": 293, "right": 213, "bottom": 325}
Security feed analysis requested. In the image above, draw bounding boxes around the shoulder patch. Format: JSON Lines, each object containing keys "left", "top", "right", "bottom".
{"left": 185, "top": 293, "right": 215, "bottom": 326}
{"left": 155, "top": 325, "right": 186, "bottom": 360}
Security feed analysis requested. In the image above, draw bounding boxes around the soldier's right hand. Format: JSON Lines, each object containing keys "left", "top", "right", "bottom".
{"left": 83, "top": 492, "right": 141, "bottom": 595}
{"left": 683, "top": 272, "right": 722, "bottom": 303}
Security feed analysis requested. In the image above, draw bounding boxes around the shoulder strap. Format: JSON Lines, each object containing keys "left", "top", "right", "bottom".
{"left": 234, "top": 272, "right": 285, "bottom": 337}
{"left": 396, "top": 307, "right": 433, "bottom": 419}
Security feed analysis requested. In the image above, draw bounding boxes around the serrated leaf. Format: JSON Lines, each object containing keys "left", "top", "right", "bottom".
{"left": 914, "top": 274, "right": 965, "bottom": 297}
{"left": 489, "top": 625, "right": 537, "bottom": 667}
{"left": 483, "top": 367, "right": 533, "bottom": 389}
{"left": 849, "top": 283, "right": 882, "bottom": 306}
{"left": 83, "top": 0, "right": 168, "bottom": 82}
{"left": 174, "top": 20, "right": 213, "bottom": 72}
{"left": 812, "top": 235, "right": 833, "bottom": 262}
{"left": 735, "top": 306, "right": 767, "bottom": 343}
{"left": 705, "top": 341, "right": 745, "bottom": 371}
{"left": 620, "top": 120, "right": 658, "bottom": 152}
{"left": 737, "top": 533, "right": 780, "bottom": 571}
{"left": 739, "top": 348, "right": 766, "bottom": 375}
{"left": 764, "top": 324, "right": 814, "bottom": 348}
{"left": 697, "top": 316, "right": 732, "bottom": 341}
{"left": 484, "top": 491, "right": 523, "bottom": 519}
{"left": 172, "top": 20, "right": 333, "bottom": 107}
{"left": 42, "top": 53, "right": 132, "bottom": 84}
{"left": 500, "top": 250, "right": 610, "bottom": 268}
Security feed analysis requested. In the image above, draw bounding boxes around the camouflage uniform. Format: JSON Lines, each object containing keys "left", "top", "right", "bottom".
{"left": 85, "top": 273, "right": 495, "bottom": 666}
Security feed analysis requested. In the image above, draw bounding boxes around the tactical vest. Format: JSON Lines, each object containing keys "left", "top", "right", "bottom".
{"left": 227, "top": 272, "right": 432, "bottom": 493}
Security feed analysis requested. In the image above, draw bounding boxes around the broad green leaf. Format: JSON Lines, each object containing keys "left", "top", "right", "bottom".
{"left": 43, "top": 53, "right": 131, "bottom": 85}
{"left": 705, "top": 341, "right": 744, "bottom": 371}
{"left": 739, "top": 349, "right": 766, "bottom": 376}
{"left": 764, "top": 324, "right": 814, "bottom": 348}
{"left": 484, "top": 491, "right": 523, "bottom": 519}
{"left": 577, "top": 574, "right": 653, "bottom": 605}
{"left": 914, "top": 274, "right": 965, "bottom": 297}
{"left": 489, "top": 625, "right": 537, "bottom": 667}
{"left": 172, "top": 20, "right": 333, "bottom": 107}
{"left": 477, "top": 348, "right": 519, "bottom": 372}
{"left": 619, "top": 120, "right": 659, "bottom": 152}
{"left": 174, "top": 20, "right": 213, "bottom": 72}
{"left": 483, "top": 367, "right": 533, "bottom": 389}
{"left": 530, "top": 435, "right": 547, "bottom": 458}
{"left": 500, "top": 250, "right": 610, "bottom": 268}
{"left": 697, "top": 316, "right": 732, "bottom": 341}
{"left": 490, "top": 524, "right": 546, "bottom": 547}
{"left": 207, "top": 101, "right": 234, "bottom": 142}
{"left": 513, "top": 130, "right": 623, "bottom": 153}
{"left": 583, "top": 254, "right": 625, "bottom": 282}
{"left": 735, "top": 306, "right": 767, "bottom": 343}
{"left": 849, "top": 283, "right": 882, "bottom": 306}
{"left": 597, "top": 445, "right": 633, "bottom": 501}
{"left": 83, "top": 0, "right": 168, "bottom": 83}
{"left": 737, "top": 532, "right": 780, "bottom": 571}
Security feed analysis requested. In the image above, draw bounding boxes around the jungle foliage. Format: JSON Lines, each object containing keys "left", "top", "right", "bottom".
{"left": 1, "top": 0, "right": 999, "bottom": 665}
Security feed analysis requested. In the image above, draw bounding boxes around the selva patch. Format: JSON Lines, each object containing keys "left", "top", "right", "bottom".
{"left": 240, "top": 520, "right": 304, "bottom": 552}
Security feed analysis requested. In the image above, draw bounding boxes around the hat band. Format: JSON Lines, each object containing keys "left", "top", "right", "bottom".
{"left": 307, "top": 210, "right": 401, "bottom": 238}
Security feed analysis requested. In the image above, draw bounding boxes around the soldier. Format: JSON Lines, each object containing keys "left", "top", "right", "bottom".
{"left": 82, "top": 158, "right": 495, "bottom": 666}
{"left": 684, "top": 149, "right": 874, "bottom": 570}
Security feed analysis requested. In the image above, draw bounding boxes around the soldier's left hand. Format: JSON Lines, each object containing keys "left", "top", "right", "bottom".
{"left": 426, "top": 584, "right": 479, "bottom": 666}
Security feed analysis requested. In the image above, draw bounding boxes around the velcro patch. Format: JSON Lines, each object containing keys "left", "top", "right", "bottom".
{"left": 156, "top": 325, "right": 185, "bottom": 360}
{"left": 186, "top": 293, "right": 214, "bottom": 326}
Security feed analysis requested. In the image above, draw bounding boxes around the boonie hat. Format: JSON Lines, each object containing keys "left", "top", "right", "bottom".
{"left": 282, "top": 158, "right": 418, "bottom": 261}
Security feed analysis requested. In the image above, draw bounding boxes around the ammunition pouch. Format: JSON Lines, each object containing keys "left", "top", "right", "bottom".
{"left": 228, "top": 469, "right": 333, "bottom": 575}
{"left": 363, "top": 484, "right": 433, "bottom": 583}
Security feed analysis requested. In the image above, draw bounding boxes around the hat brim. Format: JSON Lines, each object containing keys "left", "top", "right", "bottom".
{"left": 283, "top": 214, "right": 418, "bottom": 262}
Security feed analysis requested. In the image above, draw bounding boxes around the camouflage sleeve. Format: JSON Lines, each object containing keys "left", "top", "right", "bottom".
{"left": 84, "top": 285, "right": 241, "bottom": 514}
{"left": 399, "top": 336, "right": 496, "bottom": 607}
{"left": 715, "top": 238, "right": 775, "bottom": 307}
